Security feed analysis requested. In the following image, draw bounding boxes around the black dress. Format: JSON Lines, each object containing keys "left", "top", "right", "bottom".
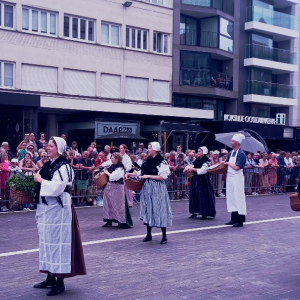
{"left": 189, "top": 155, "right": 216, "bottom": 217}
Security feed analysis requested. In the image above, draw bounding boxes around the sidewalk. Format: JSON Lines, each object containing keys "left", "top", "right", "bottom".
{"left": 1, "top": 194, "right": 300, "bottom": 300}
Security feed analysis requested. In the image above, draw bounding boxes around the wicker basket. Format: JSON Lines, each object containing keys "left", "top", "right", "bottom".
{"left": 207, "top": 163, "right": 228, "bottom": 175}
{"left": 93, "top": 172, "right": 108, "bottom": 188}
{"left": 10, "top": 188, "right": 33, "bottom": 204}
{"left": 288, "top": 193, "right": 300, "bottom": 211}
{"left": 124, "top": 177, "right": 144, "bottom": 192}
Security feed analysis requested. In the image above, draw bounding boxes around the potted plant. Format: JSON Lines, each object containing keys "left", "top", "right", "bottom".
{"left": 6, "top": 173, "right": 37, "bottom": 204}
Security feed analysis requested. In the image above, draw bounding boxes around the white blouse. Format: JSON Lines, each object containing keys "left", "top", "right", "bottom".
{"left": 40, "top": 164, "right": 74, "bottom": 197}
{"left": 137, "top": 160, "right": 170, "bottom": 180}
{"left": 122, "top": 153, "right": 132, "bottom": 172}
{"left": 109, "top": 167, "right": 124, "bottom": 182}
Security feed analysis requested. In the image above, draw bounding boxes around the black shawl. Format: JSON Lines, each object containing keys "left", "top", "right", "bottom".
{"left": 141, "top": 154, "right": 164, "bottom": 176}
{"left": 36, "top": 155, "right": 72, "bottom": 206}
{"left": 107, "top": 161, "right": 124, "bottom": 184}
{"left": 193, "top": 155, "right": 210, "bottom": 169}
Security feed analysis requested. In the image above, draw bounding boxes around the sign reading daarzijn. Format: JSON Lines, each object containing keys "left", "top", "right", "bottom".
{"left": 224, "top": 114, "right": 276, "bottom": 125}
{"left": 95, "top": 121, "right": 138, "bottom": 138}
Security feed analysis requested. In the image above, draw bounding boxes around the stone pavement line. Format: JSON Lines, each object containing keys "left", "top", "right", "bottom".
{"left": 1, "top": 215, "right": 300, "bottom": 258}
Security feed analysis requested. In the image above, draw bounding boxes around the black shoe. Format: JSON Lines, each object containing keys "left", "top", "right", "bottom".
{"left": 189, "top": 214, "right": 197, "bottom": 219}
{"left": 47, "top": 284, "right": 65, "bottom": 296}
{"left": 102, "top": 222, "right": 112, "bottom": 227}
{"left": 160, "top": 237, "right": 167, "bottom": 244}
{"left": 33, "top": 280, "right": 56, "bottom": 289}
{"left": 142, "top": 235, "right": 152, "bottom": 242}
{"left": 224, "top": 221, "right": 235, "bottom": 225}
{"left": 233, "top": 222, "right": 243, "bottom": 227}
{"left": 199, "top": 216, "right": 207, "bottom": 220}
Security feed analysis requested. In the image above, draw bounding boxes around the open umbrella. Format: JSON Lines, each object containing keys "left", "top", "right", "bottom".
{"left": 215, "top": 130, "right": 267, "bottom": 153}
{"left": 96, "top": 132, "right": 148, "bottom": 140}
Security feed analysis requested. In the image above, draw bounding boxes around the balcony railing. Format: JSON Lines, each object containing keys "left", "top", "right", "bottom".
{"left": 145, "top": 0, "right": 173, "bottom": 8}
{"left": 180, "top": 29, "right": 233, "bottom": 52}
{"left": 181, "top": 69, "right": 233, "bottom": 90}
{"left": 181, "top": 0, "right": 234, "bottom": 16}
{"left": 246, "top": 44, "right": 297, "bottom": 65}
{"left": 246, "top": 6, "right": 297, "bottom": 30}
{"left": 246, "top": 80, "right": 296, "bottom": 99}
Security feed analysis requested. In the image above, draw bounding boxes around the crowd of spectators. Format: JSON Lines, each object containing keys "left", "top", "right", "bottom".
{"left": 1, "top": 133, "right": 300, "bottom": 212}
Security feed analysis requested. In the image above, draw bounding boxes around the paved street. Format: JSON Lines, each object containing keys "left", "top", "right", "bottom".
{"left": 1, "top": 195, "right": 300, "bottom": 300}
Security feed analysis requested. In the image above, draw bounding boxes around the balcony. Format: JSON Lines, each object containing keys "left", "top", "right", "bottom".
{"left": 244, "top": 80, "right": 297, "bottom": 106}
{"left": 180, "top": 29, "right": 233, "bottom": 53}
{"left": 245, "top": 44, "right": 298, "bottom": 73}
{"left": 181, "top": 0, "right": 234, "bottom": 16}
{"left": 245, "top": 6, "right": 299, "bottom": 41}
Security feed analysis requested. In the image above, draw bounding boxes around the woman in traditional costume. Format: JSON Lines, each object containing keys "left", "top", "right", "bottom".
{"left": 102, "top": 152, "right": 133, "bottom": 228}
{"left": 33, "top": 137, "right": 86, "bottom": 296}
{"left": 185, "top": 146, "right": 216, "bottom": 220}
{"left": 126, "top": 142, "right": 172, "bottom": 244}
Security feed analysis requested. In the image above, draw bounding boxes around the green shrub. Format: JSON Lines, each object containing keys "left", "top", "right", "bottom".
{"left": 6, "top": 174, "right": 37, "bottom": 199}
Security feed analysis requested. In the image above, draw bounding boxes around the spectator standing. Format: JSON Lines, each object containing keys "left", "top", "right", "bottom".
{"left": 136, "top": 147, "right": 143, "bottom": 159}
{"left": 1, "top": 142, "right": 13, "bottom": 161}
{"left": 104, "top": 145, "right": 112, "bottom": 160}
{"left": 277, "top": 151, "right": 287, "bottom": 192}
{"left": 36, "top": 132, "right": 47, "bottom": 150}
{"left": 259, "top": 153, "right": 271, "bottom": 194}
{"left": 37, "top": 152, "right": 49, "bottom": 169}
{"left": 252, "top": 153, "right": 261, "bottom": 195}
{"left": 19, "top": 152, "right": 38, "bottom": 172}
{"left": 93, "top": 151, "right": 106, "bottom": 168}
{"left": 244, "top": 153, "right": 255, "bottom": 195}
{"left": 175, "top": 145, "right": 186, "bottom": 159}
{"left": 18, "top": 142, "right": 27, "bottom": 161}
{"left": 137, "top": 153, "right": 147, "bottom": 167}
{"left": 71, "top": 141, "right": 79, "bottom": 155}
{"left": 16, "top": 133, "right": 31, "bottom": 151}
{"left": 77, "top": 151, "right": 93, "bottom": 206}
{"left": 217, "top": 150, "right": 228, "bottom": 197}
{"left": 184, "top": 151, "right": 196, "bottom": 165}
{"left": 138, "top": 143, "right": 148, "bottom": 154}
{"left": 29, "top": 133, "right": 38, "bottom": 152}
{"left": 0, "top": 152, "right": 10, "bottom": 212}
{"left": 185, "top": 146, "right": 216, "bottom": 220}
{"left": 175, "top": 154, "right": 186, "bottom": 199}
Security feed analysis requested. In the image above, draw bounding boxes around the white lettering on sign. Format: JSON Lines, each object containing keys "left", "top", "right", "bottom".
{"left": 95, "top": 121, "right": 138, "bottom": 138}
{"left": 224, "top": 114, "right": 276, "bottom": 125}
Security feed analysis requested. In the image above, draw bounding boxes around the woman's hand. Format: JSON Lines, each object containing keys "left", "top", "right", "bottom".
{"left": 103, "top": 169, "right": 110, "bottom": 176}
{"left": 34, "top": 173, "right": 43, "bottom": 183}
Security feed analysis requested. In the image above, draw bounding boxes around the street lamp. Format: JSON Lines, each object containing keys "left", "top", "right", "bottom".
{"left": 123, "top": 1, "right": 132, "bottom": 7}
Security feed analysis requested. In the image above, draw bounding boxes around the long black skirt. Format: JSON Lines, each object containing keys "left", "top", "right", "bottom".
{"left": 189, "top": 174, "right": 216, "bottom": 217}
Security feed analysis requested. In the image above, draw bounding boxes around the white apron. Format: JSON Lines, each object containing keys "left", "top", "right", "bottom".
{"left": 226, "top": 149, "right": 247, "bottom": 215}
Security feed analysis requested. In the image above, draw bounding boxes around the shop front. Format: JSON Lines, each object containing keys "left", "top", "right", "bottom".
{"left": 200, "top": 114, "right": 294, "bottom": 152}
{"left": 0, "top": 92, "right": 39, "bottom": 153}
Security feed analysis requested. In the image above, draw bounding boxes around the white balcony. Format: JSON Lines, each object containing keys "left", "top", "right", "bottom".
{"left": 244, "top": 94, "right": 297, "bottom": 106}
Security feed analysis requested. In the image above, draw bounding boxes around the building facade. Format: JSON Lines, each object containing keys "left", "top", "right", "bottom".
{"left": 173, "top": 0, "right": 300, "bottom": 151}
{"left": 0, "top": 0, "right": 214, "bottom": 152}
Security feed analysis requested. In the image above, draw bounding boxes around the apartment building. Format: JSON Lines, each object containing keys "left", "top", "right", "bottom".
{"left": 173, "top": 0, "right": 300, "bottom": 151}
{"left": 0, "top": 0, "right": 214, "bottom": 151}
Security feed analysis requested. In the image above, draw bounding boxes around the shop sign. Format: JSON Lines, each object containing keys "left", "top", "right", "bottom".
{"left": 224, "top": 114, "right": 276, "bottom": 125}
{"left": 95, "top": 121, "right": 138, "bottom": 138}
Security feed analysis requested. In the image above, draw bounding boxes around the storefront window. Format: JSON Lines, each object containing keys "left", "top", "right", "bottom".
{"left": 203, "top": 99, "right": 217, "bottom": 119}
{"left": 187, "top": 96, "right": 202, "bottom": 109}
{"left": 251, "top": 104, "right": 271, "bottom": 118}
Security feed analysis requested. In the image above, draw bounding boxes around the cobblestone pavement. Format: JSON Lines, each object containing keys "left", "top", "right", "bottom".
{"left": 1, "top": 195, "right": 300, "bottom": 300}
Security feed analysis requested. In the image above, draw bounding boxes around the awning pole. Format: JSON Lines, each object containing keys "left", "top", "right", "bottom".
{"left": 163, "top": 132, "right": 167, "bottom": 154}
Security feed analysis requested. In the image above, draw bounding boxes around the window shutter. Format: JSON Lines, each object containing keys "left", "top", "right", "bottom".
{"left": 101, "top": 74, "right": 121, "bottom": 99}
{"left": 153, "top": 80, "right": 169, "bottom": 103}
{"left": 22, "top": 64, "right": 57, "bottom": 93}
{"left": 125, "top": 77, "right": 148, "bottom": 101}
{"left": 64, "top": 69, "right": 96, "bottom": 96}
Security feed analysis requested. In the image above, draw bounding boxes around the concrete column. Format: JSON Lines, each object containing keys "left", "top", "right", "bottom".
{"left": 47, "top": 114, "right": 58, "bottom": 137}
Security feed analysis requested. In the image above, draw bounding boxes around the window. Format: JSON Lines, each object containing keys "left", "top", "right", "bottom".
{"left": 101, "top": 22, "right": 120, "bottom": 46}
{"left": 277, "top": 113, "right": 286, "bottom": 125}
{"left": 64, "top": 15, "right": 95, "bottom": 42}
{"left": 22, "top": 7, "right": 57, "bottom": 36}
{"left": 101, "top": 74, "right": 121, "bottom": 98}
{"left": 153, "top": 32, "right": 169, "bottom": 54}
{"left": 126, "top": 27, "right": 148, "bottom": 51}
{"left": 0, "top": 2, "right": 14, "bottom": 28}
{"left": 125, "top": 77, "right": 148, "bottom": 101}
{"left": 22, "top": 64, "right": 58, "bottom": 93}
{"left": 153, "top": 80, "right": 169, "bottom": 102}
{"left": 219, "top": 18, "right": 233, "bottom": 53}
{"left": 64, "top": 69, "right": 96, "bottom": 96}
{"left": 0, "top": 61, "right": 14, "bottom": 87}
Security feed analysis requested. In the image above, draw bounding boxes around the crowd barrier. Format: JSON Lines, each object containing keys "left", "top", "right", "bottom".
{"left": 0, "top": 166, "right": 299, "bottom": 207}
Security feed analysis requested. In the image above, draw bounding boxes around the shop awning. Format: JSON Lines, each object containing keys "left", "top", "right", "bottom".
{"left": 162, "top": 122, "right": 210, "bottom": 133}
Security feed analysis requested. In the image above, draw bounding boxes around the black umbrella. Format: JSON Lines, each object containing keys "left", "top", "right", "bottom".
{"left": 96, "top": 132, "right": 148, "bottom": 140}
